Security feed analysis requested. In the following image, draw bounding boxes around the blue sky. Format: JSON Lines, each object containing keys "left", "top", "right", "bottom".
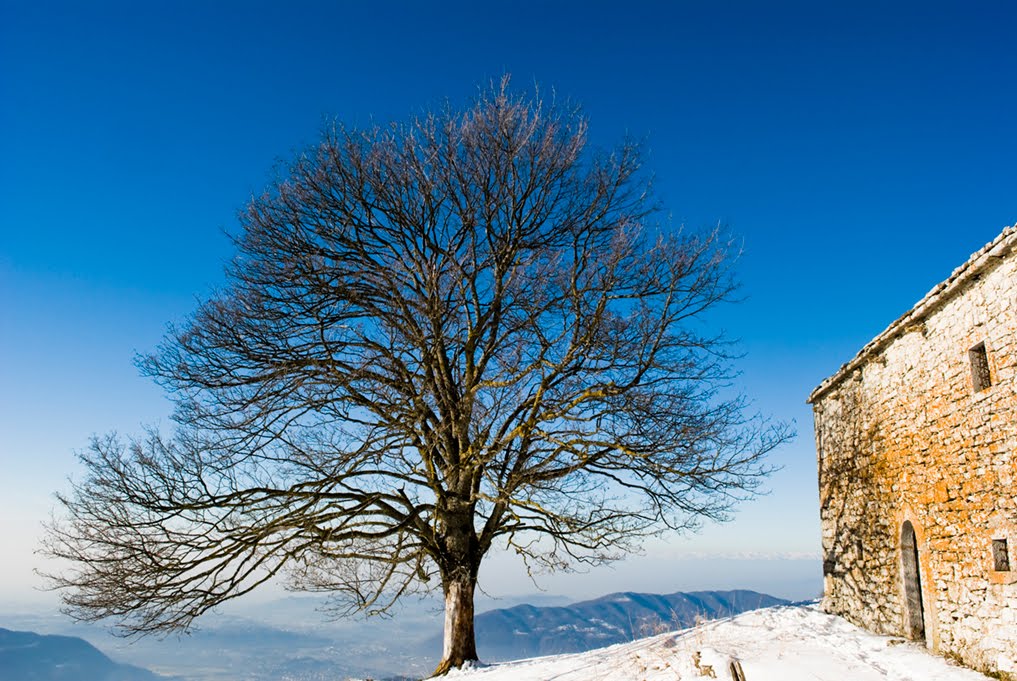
{"left": 1, "top": 0, "right": 1015, "bottom": 606}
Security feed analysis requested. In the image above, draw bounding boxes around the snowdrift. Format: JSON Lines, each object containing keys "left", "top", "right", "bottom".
{"left": 428, "top": 604, "right": 989, "bottom": 681}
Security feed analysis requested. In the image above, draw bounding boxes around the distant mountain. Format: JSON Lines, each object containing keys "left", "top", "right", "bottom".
{"left": 461, "top": 589, "right": 788, "bottom": 660}
{"left": 2, "top": 589, "right": 788, "bottom": 679}
{"left": 0, "top": 627, "right": 166, "bottom": 681}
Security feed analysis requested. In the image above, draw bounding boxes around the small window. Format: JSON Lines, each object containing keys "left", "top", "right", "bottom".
{"left": 993, "top": 539, "right": 1010, "bottom": 572}
{"left": 969, "top": 342, "right": 992, "bottom": 392}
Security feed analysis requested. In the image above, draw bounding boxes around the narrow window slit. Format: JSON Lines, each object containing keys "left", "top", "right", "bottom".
{"left": 969, "top": 342, "right": 992, "bottom": 392}
{"left": 993, "top": 539, "right": 1010, "bottom": 572}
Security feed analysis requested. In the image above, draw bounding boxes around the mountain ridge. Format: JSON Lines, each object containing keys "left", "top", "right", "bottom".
{"left": 2, "top": 588, "right": 789, "bottom": 679}
{"left": 430, "top": 588, "right": 789, "bottom": 661}
{"left": 0, "top": 627, "right": 168, "bottom": 681}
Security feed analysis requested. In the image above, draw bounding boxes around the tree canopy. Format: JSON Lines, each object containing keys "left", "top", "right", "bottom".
{"left": 43, "top": 79, "right": 789, "bottom": 674}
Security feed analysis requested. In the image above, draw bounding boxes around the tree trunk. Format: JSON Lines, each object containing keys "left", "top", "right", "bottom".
{"left": 433, "top": 570, "right": 479, "bottom": 675}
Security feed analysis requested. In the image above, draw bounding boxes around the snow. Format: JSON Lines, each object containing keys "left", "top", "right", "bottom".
{"left": 429, "top": 604, "right": 990, "bottom": 681}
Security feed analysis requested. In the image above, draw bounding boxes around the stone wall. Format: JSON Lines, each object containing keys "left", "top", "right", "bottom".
{"left": 810, "top": 226, "right": 1017, "bottom": 679}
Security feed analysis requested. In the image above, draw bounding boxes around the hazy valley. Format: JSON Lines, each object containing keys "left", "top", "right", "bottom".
{"left": 1, "top": 589, "right": 786, "bottom": 680}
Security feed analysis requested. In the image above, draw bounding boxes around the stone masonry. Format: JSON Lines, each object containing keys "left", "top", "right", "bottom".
{"left": 809, "top": 225, "right": 1017, "bottom": 678}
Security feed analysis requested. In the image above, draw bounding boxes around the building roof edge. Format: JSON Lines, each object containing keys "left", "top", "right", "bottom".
{"left": 808, "top": 224, "right": 1017, "bottom": 405}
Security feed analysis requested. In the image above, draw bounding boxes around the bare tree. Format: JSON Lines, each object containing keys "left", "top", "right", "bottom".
{"left": 43, "top": 78, "right": 789, "bottom": 675}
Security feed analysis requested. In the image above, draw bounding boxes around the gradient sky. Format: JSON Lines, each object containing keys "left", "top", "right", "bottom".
{"left": 1, "top": 0, "right": 1015, "bottom": 608}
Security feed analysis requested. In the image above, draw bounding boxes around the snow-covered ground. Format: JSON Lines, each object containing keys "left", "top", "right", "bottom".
{"left": 430, "top": 604, "right": 989, "bottom": 681}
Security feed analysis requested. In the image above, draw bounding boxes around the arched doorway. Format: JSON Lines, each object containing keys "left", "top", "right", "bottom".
{"left": 901, "top": 520, "right": 925, "bottom": 640}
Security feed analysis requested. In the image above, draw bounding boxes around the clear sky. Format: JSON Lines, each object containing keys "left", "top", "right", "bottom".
{"left": 1, "top": 0, "right": 1015, "bottom": 608}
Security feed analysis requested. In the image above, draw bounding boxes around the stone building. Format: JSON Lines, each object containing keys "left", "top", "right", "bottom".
{"left": 809, "top": 224, "right": 1017, "bottom": 678}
